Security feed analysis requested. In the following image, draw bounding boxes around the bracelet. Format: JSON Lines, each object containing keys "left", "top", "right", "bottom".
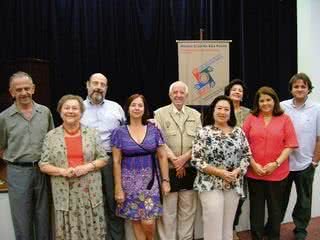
{"left": 90, "top": 162, "right": 97, "bottom": 171}
{"left": 162, "top": 178, "right": 170, "bottom": 183}
{"left": 275, "top": 160, "right": 281, "bottom": 167}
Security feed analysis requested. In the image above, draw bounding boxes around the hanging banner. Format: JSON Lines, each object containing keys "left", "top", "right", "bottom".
{"left": 177, "top": 40, "right": 231, "bottom": 105}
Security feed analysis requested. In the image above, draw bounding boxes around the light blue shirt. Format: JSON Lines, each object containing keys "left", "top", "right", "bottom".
{"left": 81, "top": 98, "right": 125, "bottom": 152}
{"left": 281, "top": 98, "right": 320, "bottom": 171}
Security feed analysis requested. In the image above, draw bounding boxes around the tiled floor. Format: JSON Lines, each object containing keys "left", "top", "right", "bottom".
{"left": 237, "top": 217, "right": 320, "bottom": 240}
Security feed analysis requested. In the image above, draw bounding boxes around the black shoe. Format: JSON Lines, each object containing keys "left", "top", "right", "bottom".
{"left": 263, "top": 222, "right": 271, "bottom": 236}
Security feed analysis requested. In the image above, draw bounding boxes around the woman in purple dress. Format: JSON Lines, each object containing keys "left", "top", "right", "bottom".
{"left": 112, "top": 94, "right": 170, "bottom": 240}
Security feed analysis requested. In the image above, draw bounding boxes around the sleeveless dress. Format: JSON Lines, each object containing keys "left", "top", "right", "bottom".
{"left": 111, "top": 124, "right": 164, "bottom": 220}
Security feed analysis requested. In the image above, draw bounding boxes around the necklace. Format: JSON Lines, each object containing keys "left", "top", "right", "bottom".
{"left": 63, "top": 125, "right": 80, "bottom": 136}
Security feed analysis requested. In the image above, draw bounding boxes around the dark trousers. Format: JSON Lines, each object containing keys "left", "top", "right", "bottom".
{"left": 233, "top": 177, "right": 248, "bottom": 229}
{"left": 248, "top": 178, "right": 287, "bottom": 240}
{"left": 280, "top": 164, "right": 315, "bottom": 239}
{"left": 233, "top": 198, "right": 245, "bottom": 229}
{"left": 102, "top": 157, "right": 125, "bottom": 240}
{"left": 7, "top": 164, "right": 50, "bottom": 240}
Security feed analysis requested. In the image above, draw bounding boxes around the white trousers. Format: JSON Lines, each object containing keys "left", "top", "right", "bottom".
{"left": 157, "top": 190, "right": 197, "bottom": 240}
{"left": 199, "top": 189, "right": 239, "bottom": 240}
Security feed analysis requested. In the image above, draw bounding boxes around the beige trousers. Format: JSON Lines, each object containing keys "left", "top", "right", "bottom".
{"left": 199, "top": 190, "right": 239, "bottom": 240}
{"left": 157, "top": 190, "right": 197, "bottom": 240}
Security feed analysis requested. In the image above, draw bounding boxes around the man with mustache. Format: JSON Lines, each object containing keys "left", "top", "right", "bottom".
{"left": 0, "top": 71, "right": 54, "bottom": 240}
{"left": 81, "top": 73, "right": 126, "bottom": 240}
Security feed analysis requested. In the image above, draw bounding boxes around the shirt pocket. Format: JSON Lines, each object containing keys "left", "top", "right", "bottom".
{"left": 164, "top": 120, "right": 177, "bottom": 136}
{"left": 185, "top": 120, "right": 196, "bottom": 137}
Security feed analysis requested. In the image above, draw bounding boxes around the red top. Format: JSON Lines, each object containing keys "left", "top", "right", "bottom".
{"left": 65, "top": 135, "right": 84, "bottom": 167}
{"left": 243, "top": 113, "right": 298, "bottom": 181}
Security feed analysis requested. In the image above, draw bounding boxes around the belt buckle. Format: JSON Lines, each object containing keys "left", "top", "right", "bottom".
{"left": 32, "top": 161, "right": 38, "bottom": 167}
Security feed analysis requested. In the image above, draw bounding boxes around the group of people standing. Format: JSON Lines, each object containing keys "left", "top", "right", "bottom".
{"left": 0, "top": 71, "right": 319, "bottom": 240}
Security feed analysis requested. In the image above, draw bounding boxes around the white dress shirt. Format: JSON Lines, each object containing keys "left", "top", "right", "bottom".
{"left": 81, "top": 98, "right": 126, "bottom": 152}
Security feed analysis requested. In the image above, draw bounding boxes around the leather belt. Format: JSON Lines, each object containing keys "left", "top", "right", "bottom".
{"left": 7, "top": 161, "right": 39, "bottom": 167}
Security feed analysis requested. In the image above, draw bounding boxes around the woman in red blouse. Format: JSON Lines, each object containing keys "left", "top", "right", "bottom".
{"left": 243, "top": 87, "right": 298, "bottom": 240}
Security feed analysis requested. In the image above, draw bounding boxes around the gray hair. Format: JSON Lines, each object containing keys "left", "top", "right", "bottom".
{"left": 57, "top": 94, "right": 85, "bottom": 114}
{"left": 9, "top": 71, "right": 33, "bottom": 87}
{"left": 168, "top": 81, "right": 189, "bottom": 95}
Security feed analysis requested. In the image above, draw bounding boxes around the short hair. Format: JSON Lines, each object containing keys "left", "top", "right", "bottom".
{"left": 168, "top": 81, "right": 189, "bottom": 95}
{"left": 224, "top": 78, "right": 247, "bottom": 99}
{"left": 9, "top": 71, "right": 33, "bottom": 87}
{"left": 251, "top": 86, "right": 284, "bottom": 116}
{"left": 57, "top": 94, "right": 85, "bottom": 114}
{"left": 124, "top": 94, "right": 150, "bottom": 125}
{"left": 203, "top": 95, "right": 237, "bottom": 127}
{"left": 288, "top": 72, "right": 313, "bottom": 94}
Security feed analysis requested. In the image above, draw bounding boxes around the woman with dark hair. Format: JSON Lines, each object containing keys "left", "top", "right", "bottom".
{"left": 243, "top": 86, "right": 298, "bottom": 240}
{"left": 224, "top": 79, "right": 250, "bottom": 127}
{"left": 191, "top": 95, "right": 251, "bottom": 240}
{"left": 224, "top": 79, "right": 250, "bottom": 239}
{"left": 112, "top": 94, "right": 170, "bottom": 240}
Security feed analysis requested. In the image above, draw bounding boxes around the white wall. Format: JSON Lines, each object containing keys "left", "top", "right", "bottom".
{"left": 0, "top": 193, "right": 15, "bottom": 240}
{"left": 297, "top": 0, "right": 320, "bottom": 101}
{"left": 296, "top": 0, "right": 320, "bottom": 218}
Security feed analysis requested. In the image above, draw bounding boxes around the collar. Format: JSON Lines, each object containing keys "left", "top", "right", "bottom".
{"left": 290, "top": 97, "right": 311, "bottom": 108}
{"left": 87, "top": 96, "right": 105, "bottom": 105}
{"left": 171, "top": 104, "right": 185, "bottom": 115}
{"left": 8, "top": 101, "right": 42, "bottom": 116}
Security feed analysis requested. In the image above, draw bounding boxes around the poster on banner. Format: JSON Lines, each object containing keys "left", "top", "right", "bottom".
{"left": 177, "top": 40, "right": 231, "bottom": 105}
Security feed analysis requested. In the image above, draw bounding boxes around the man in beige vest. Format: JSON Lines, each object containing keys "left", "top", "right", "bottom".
{"left": 155, "top": 81, "right": 201, "bottom": 240}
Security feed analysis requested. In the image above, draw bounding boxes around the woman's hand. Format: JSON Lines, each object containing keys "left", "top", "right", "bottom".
{"left": 263, "top": 162, "right": 278, "bottom": 175}
{"left": 161, "top": 181, "right": 171, "bottom": 196}
{"left": 115, "top": 187, "right": 125, "bottom": 206}
{"left": 251, "top": 161, "right": 266, "bottom": 176}
{"left": 230, "top": 168, "right": 241, "bottom": 179}
{"left": 73, "top": 164, "right": 92, "bottom": 177}
{"left": 60, "top": 167, "right": 75, "bottom": 178}
{"left": 219, "top": 169, "right": 237, "bottom": 183}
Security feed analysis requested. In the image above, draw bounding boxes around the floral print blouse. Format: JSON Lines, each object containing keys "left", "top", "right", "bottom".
{"left": 191, "top": 125, "right": 251, "bottom": 197}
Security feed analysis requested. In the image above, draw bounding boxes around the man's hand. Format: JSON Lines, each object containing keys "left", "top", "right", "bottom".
{"left": 172, "top": 155, "right": 187, "bottom": 171}
{"left": 176, "top": 167, "right": 186, "bottom": 178}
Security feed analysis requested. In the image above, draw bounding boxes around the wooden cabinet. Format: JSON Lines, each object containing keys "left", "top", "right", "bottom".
{"left": 0, "top": 58, "right": 50, "bottom": 192}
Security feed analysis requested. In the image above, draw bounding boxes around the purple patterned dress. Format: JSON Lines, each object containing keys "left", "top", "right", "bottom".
{"left": 111, "top": 124, "right": 164, "bottom": 220}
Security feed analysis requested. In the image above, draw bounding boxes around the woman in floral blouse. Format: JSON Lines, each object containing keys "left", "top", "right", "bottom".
{"left": 40, "top": 95, "right": 108, "bottom": 240}
{"left": 191, "top": 95, "right": 251, "bottom": 240}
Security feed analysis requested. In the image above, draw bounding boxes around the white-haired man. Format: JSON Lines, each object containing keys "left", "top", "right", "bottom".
{"left": 155, "top": 81, "right": 202, "bottom": 240}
